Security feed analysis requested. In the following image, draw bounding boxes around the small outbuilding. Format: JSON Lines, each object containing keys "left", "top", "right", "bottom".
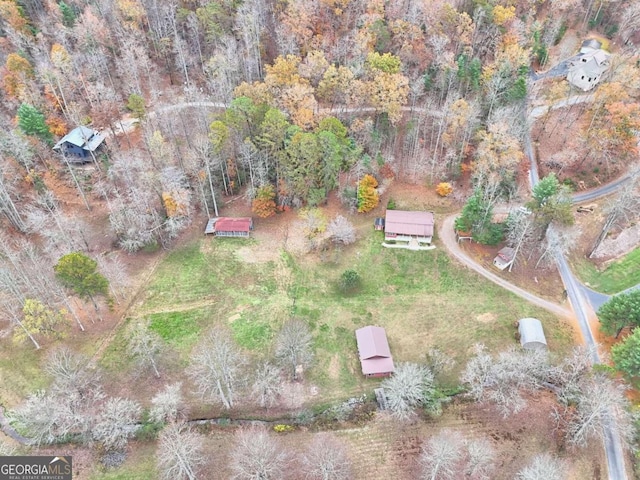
{"left": 53, "top": 126, "right": 105, "bottom": 161}
{"left": 205, "top": 217, "right": 253, "bottom": 237}
{"left": 384, "top": 210, "right": 434, "bottom": 244}
{"left": 517, "top": 318, "right": 548, "bottom": 350}
{"left": 374, "top": 217, "right": 385, "bottom": 231}
{"left": 493, "top": 246, "right": 516, "bottom": 271}
{"left": 355, "top": 326, "right": 395, "bottom": 377}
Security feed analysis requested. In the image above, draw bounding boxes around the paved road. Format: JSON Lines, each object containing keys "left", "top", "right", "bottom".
{"left": 572, "top": 175, "right": 631, "bottom": 203}
{"left": 581, "top": 285, "right": 612, "bottom": 311}
{"left": 525, "top": 99, "right": 629, "bottom": 480}
{"left": 548, "top": 235, "right": 627, "bottom": 480}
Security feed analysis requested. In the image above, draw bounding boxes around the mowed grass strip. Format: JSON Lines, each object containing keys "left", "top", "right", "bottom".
{"left": 573, "top": 247, "right": 640, "bottom": 294}
{"left": 139, "top": 240, "right": 266, "bottom": 312}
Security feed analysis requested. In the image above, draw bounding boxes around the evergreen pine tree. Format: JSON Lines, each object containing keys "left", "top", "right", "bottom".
{"left": 17, "top": 103, "right": 53, "bottom": 145}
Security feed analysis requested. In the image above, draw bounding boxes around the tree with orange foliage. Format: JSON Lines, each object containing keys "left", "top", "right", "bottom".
{"left": 436, "top": 183, "right": 453, "bottom": 197}
{"left": 357, "top": 174, "right": 379, "bottom": 213}
{"left": 0, "top": 0, "right": 32, "bottom": 36}
{"left": 45, "top": 116, "right": 68, "bottom": 137}
{"left": 252, "top": 184, "right": 277, "bottom": 218}
{"left": 586, "top": 102, "right": 640, "bottom": 173}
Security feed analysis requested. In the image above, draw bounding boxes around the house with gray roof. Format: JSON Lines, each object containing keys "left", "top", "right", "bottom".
{"left": 566, "top": 42, "right": 611, "bottom": 92}
{"left": 53, "top": 126, "right": 105, "bottom": 161}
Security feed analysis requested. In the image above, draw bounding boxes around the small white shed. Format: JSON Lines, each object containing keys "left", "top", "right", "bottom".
{"left": 518, "top": 318, "right": 548, "bottom": 350}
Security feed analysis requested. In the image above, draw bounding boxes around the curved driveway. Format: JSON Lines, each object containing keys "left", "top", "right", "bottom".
{"left": 439, "top": 215, "right": 571, "bottom": 318}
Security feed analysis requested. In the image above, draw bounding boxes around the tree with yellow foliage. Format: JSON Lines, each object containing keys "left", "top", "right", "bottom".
{"left": 13, "top": 299, "right": 68, "bottom": 345}
{"left": 357, "top": 174, "right": 379, "bottom": 213}
{"left": 2, "top": 53, "right": 34, "bottom": 99}
{"left": 492, "top": 5, "right": 516, "bottom": 26}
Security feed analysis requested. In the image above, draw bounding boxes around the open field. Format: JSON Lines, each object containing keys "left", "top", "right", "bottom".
{"left": 99, "top": 215, "right": 575, "bottom": 406}
{"left": 572, "top": 247, "right": 640, "bottom": 294}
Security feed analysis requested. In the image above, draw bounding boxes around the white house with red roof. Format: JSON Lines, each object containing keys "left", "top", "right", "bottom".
{"left": 205, "top": 217, "right": 253, "bottom": 237}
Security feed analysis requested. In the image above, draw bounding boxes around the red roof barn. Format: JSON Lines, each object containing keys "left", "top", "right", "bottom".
{"left": 355, "top": 326, "right": 395, "bottom": 377}
{"left": 205, "top": 217, "right": 253, "bottom": 237}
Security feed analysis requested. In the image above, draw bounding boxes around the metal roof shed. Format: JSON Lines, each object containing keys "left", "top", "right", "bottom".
{"left": 518, "top": 318, "right": 548, "bottom": 350}
{"left": 355, "top": 326, "right": 395, "bottom": 377}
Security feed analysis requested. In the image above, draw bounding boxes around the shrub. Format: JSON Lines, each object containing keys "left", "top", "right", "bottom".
{"left": 435, "top": 182, "right": 453, "bottom": 197}
{"left": 339, "top": 270, "right": 361, "bottom": 293}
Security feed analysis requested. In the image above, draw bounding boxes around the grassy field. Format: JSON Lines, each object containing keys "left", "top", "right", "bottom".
{"left": 573, "top": 247, "right": 640, "bottom": 294}
{"left": 0, "top": 342, "right": 49, "bottom": 406}
{"left": 100, "top": 227, "right": 575, "bottom": 403}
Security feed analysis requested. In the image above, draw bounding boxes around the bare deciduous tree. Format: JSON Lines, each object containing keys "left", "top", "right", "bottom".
{"left": 420, "top": 430, "right": 462, "bottom": 480}
{"left": 92, "top": 397, "right": 141, "bottom": 451}
{"left": 535, "top": 226, "right": 578, "bottom": 269}
{"left": 555, "top": 372, "right": 634, "bottom": 448}
{"left": 381, "top": 362, "right": 440, "bottom": 420}
{"left": 465, "top": 438, "right": 496, "bottom": 480}
{"left": 44, "top": 347, "right": 92, "bottom": 392}
{"left": 230, "top": 427, "right": 289, "bottom": 480}
{"left": 150, "top": 383, "right": 187, "bottom": 424}
{"left": 96, "top": 254, "right": 130, "bottom": 303}
{"left": 302, "top": 433, "right": 352, "bottom": 480}
{"left": 275, "top": 319, "right": 314, "bottom": 381}
{"left": 251, "top": 361, "right": 283, "bottom": 409}
{"left": 188, "top": 328, "right": 246, "bottom": 409}
{"left": 157, "top": 422, "right": 205, "bottom": 480}
{"left": 327, "top": 215, "right": 356, "bottom": 245}
{"left": 0, "top": 440, "right": 16, "bottom": 456}
{"left": 8, "top": 391, "right": 67, "bottom": 446}
{"left": 425, "top": 348, "right": 455, "bottom": 377}
{"left": 516, "top": 453, "right": 566, "bottom": 480}
{"left": 127, "top": 320, "right": 164, "bottom": 378}
{"left": 505, "top": 207, "right": 535, "bottom": 272}
{"left": 460, "top": 344, "right": 550, "bottom": 417}
{"left": 589, "top": 169, "right": 640, "bottom": 258}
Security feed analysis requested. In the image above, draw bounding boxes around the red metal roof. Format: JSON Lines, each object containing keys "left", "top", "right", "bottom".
{"left": 214, "top": 217, "right": 252, "bottom": 232}
{"left": 385, "top": 210, "right": 434, "bottom": 237}
{"left": 355, "top": 326, "right": 395, "bottom": 375}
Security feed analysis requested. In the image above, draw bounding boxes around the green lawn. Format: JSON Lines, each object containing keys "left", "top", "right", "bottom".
{"left": 102, "top": 229, "right": 574, "bottom": 402}
{"left": 573, "top": 247, "right": 640, "bottom": 294}
{"left": 0, "top": 343, "right": 49, "bottom": 407}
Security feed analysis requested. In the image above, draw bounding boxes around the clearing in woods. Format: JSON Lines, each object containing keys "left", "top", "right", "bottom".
{"left": 99, "top": 196, "right": 575, "bottom": 405}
